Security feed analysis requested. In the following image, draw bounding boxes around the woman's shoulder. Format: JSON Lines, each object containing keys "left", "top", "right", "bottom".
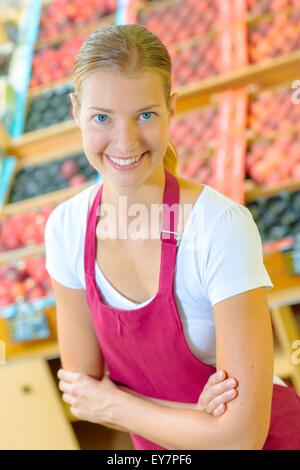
{"left": 178, "top": 176, "right": 247, "bottom": 213}
{"left": 178, "top": 177, "right": 254, "bottom": 237}
{"left": 177, "top": 176, "right": 203, "bottom": 205}
{"left": 45, "top": 183, "right": 98, "bottom": 235}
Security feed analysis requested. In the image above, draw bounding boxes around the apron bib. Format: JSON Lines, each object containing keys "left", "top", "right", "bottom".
{"left": 84, "top": 169, "right": 300, "bottom": 450}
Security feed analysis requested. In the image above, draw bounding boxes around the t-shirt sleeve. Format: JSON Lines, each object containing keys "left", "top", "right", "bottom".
{"left": 203, "top": 204, "right": 273, "bottom": 306}
{"left": 44, "top": 205, "right": 82, "bottom": 289}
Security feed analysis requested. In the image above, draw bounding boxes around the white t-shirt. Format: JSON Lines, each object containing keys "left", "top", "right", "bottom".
{"left": 45, "top": 182, "right": 285, "bottom": 385}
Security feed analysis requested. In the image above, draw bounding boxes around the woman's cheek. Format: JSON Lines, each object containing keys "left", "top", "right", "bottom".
{"left": 82, "top": 126, "right": 106, "bottom": 159}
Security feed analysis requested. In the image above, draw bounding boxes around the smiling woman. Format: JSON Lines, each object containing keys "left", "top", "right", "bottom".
{"left": 44, "top": 24, "right": 300, "bottom": 450}
{"left": 69, "top": 68, "right": 177, "bottom": 190}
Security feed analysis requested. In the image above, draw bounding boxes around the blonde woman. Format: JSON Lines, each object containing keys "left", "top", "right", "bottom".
{"left": 45, "top": 24, "right": 300, "bottom": 450}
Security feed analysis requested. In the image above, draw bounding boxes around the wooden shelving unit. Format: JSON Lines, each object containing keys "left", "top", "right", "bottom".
{"left": 7, "top": 49, "right": 300, "bottom": 159}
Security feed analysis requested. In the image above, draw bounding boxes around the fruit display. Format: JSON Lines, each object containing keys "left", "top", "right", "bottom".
{"left": 179, "top": 153, "right": 214, "bottom": 186}
{"left": 38, "top": 0, "right": 116, "bottom": 41}
{"left": 25, "top": 83, "right": 74, "bottom": 132}
{"left": 169, "top": 105, "right": 218, "bottom": 184}
{"left": 169, "top": 105, "right": 218, "bottom": 161}
{"left": 248, "top": 86, "right": 300, "bottom": 138}
{"left": 247, "top": 189, "right": 300, "bottom": 243}
{"left": 248, "top": 0, "right": 300, "bottom": 15}
{"left": 139, "top": 0, "right": 218, "bottom": 46}
{"left": 0, "top": 204, "right": 55, "bottom": 252}
{"left": 246, "top": 85, "right": 300, "bottom": 185}
{"left": 246, "top": 134, "right": 300, "bottom": 185}
{"left": 248, "top": 10, "right": 300, "bottom": 63}
{"left": 0, "top": 257, "right": 52, "bottom": 308}
{"left": 30, "top": 36, "right": 84, "bottom": 88}
{"left": 170, "top": 36, "right": 221, "bottom": 87}
{"left": 9, "top": 152, "right": 97, "bottom": 203}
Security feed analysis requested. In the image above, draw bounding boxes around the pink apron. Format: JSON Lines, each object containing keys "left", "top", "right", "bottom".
{"left": 84, "top": 169, "right": 300, "bottom": 450}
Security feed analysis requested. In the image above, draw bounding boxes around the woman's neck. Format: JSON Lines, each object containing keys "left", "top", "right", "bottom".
{"left": 101, "top": 164, "right": 166, "bottom": 209}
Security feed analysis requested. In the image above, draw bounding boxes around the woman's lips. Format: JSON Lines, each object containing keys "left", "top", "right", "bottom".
{"left": 104, "top": 152, "right": 148, "bottom": 171}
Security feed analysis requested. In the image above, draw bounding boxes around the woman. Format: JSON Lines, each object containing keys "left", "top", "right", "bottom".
{"left": 45, "top": 24, "right": 300, "bottom": 450}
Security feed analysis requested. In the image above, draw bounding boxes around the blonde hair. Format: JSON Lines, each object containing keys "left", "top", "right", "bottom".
{"left": 73, "top": 24, "right": 178, "bottom": 175}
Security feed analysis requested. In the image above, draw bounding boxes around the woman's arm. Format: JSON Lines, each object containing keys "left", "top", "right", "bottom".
{"left": 110, "top": 287, "right": 273, "bottom": 449}
{"left": 118, "top": 369, "right": 238, "bottom": 416}
{"left": 51, "top": 277, "right": 104, "bottom": 379}
{"left": 51, "top": 277, "right": 130, "bottom": 432}
{"left": 53, "top": 277, "right": 237, "bottom": 432}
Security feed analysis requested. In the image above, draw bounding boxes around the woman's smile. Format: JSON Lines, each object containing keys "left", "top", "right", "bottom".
{"left": 104, "top": 151, "right": 149, "bottom": 171}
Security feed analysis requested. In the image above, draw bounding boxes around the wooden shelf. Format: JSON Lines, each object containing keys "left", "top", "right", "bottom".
{"left": 175, "top": 50, "right": 300, "bottom": 113}
{"left": 5, "top": 120, "right": 82, "bottom": 161}
{"left": 0, "top": 244, "right": 45, "bottom": 266}
{"left": 247, "top": 6, "right": 300, "bottom": 26}
{"left": 29, "top": 79, "right": 72, "bottom": 100}
{"left": 245, "top": 179, "right": 300, "bottom": 203}
{"left": 1, "top": 180, "right": 95, "bottom": 216}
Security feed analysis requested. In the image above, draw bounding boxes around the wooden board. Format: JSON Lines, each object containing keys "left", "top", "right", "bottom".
{"left": 245, "top": 179, "right": 300, "bottom": 203}
{"left": 1, "top": 181, "right": 94, "bottom": 216}
{"left": 265, "top": 251, "right": 300, "bottom": 308}
{"left": 0, "top": 357, "right": 79, "bottom": 449}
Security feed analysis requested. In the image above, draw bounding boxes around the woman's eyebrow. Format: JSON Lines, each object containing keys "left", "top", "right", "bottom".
{"left": 88, "top": 104, "right": 161, "bottom": 113}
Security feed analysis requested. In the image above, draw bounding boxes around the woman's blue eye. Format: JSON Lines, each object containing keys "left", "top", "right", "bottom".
{"left": 95, "top": 114, "right": 108, "bottom": 123}
{"left": 140, "top": 112, "right": 153, "bottom": 121}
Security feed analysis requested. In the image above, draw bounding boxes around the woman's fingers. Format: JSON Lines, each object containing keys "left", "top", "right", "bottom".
{"left": 206, "top": 377, "right": 238, "bottom": 401}
{"left": 58, "top": 380, "right": 73, "bottom": 394}
{"left": 57, "top": 369, "right": 82, "bottom": 383}
{"left": 204, "top": 370, "right": 227, "bottom": 389}
{"left": 207, "top": 387, "right": 238, "bottom": 414}
{"left": 199, "top": 371, "right": 239, "bottom": 415}
{"left": 212, "top": 403, "right": 226, "bottom": 417}
{"left": 62, "top": 393, "right": 76, "bottom": 406}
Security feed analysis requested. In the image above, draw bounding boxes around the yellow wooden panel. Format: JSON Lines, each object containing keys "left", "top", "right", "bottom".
{"left": 0, "top": 358, "right": 79, "bottom": 449}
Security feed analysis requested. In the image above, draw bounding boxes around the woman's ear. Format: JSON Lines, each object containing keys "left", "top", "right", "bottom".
{"left": 168, "top": 92, "right": 177, "bottom": 121}
{"left": 69, "top": 92, "right": 81, "bottom": 128}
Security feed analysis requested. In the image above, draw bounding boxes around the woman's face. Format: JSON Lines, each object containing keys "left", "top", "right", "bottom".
{"left": 71, "top": 69, "right": 176, "bottom": 188}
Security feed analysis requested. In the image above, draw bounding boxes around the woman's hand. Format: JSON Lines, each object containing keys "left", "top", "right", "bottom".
{"left": 58, "top": 369, "right": 121, "bottom": 425}
{"left": 196, "top": 370, "right": 238, "bottom": 417}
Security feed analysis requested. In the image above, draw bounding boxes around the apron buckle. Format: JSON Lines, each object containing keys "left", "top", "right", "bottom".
{"left": 160, "top": 229, "right": 181, "bottom": 246}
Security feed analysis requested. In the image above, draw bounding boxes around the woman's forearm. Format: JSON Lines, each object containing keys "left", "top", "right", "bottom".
{"left": 118, "top": 386, "right": 198, "bottom": 410}
{"left": 103, "top": 388, "right": 199, "bottom": 435}
{"left": 111, "top": 389, "right": 254, "bottom": 450}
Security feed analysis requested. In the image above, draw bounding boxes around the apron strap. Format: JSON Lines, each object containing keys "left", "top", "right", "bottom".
{"left": 158, "top": 170, "right": 180, "bottom": 295}
{"left": 84, "top": 169, "right": 180, "bottom": 297}
{"left": 84, "top": 183, "right": 103, "bottom": 277}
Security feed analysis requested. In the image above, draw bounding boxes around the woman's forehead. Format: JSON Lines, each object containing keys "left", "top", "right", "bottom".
{"left": 80, "top": 69, "right": 165, "bottom": 107}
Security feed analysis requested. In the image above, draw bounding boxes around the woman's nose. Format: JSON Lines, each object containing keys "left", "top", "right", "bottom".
{"left": 115, "top": 122, "right": 141, "bottom": 154}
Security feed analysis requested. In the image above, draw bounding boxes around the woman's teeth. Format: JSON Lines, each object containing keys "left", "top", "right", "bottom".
{"left": 108, "top": 153, "right": 144, "bottom": 166}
